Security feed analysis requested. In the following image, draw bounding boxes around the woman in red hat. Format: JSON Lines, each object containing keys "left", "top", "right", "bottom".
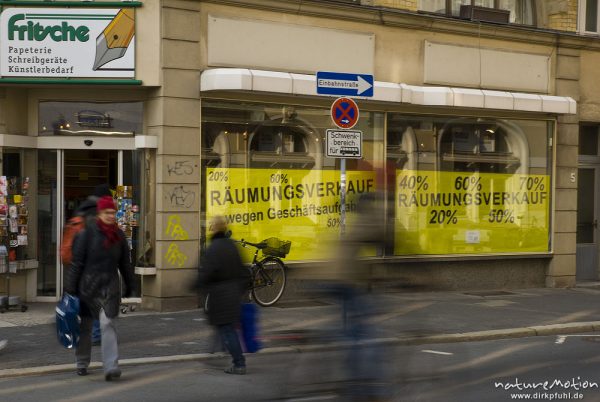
{"left": 65, "top": 195, "right": 136, "bottom": 381}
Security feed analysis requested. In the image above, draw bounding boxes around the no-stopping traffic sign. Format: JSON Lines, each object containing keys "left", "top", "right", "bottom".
{"left": 330, "top": 97, "right": 359, "bottom": 129}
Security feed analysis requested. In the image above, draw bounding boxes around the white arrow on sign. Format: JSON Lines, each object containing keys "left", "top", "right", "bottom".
{"left": 318, "top": 76, "right": 373, "bottom": 96}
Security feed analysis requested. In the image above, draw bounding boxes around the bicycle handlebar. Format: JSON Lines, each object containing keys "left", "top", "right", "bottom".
{"left": 236, "top": 239, "right": 267, "bottom": 249}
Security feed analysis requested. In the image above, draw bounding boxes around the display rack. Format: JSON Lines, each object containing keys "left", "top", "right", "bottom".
{"left": 116, "top": 185, "right": 139, "bottom": 313}
{"left": 0, "top": 176, "right": 29, "bottom": 313}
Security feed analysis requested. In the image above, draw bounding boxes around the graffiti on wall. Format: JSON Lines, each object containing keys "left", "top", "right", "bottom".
{"left": 163, "top": 214, "right": 190, "bottom": 268}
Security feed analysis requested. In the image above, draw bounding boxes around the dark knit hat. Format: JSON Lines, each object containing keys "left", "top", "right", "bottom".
{"left": 97, "top": 196, "right": 116, "bottom": 211}
{"left": 93, "top": 184, "right": 112, "bottom": 198}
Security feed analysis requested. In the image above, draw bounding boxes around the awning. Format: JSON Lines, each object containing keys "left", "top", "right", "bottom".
{"left": 200, "top": 68, "right": 576, "bottom": 115}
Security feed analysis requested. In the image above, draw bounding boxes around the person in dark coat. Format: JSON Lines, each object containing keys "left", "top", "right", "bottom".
{"left": 71, "top": 183, "right": 112, "bottom": 345}
{"left": 65, "top": 196, "right": 136, "bottom": 381}
{"left": 198, "top": 216, "right": 250, "bottom": 374}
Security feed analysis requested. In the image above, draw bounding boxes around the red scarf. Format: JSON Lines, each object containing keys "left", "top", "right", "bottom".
{"left": 97, "top": 219, "right": 120, "bottom": 249}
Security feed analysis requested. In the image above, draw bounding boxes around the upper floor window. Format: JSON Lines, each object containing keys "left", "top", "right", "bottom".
{"left": 418, "top": 0, "right": 535, "bottom": 25}
{"left": 580, "top": 0, "right": 600, "bottom": 33}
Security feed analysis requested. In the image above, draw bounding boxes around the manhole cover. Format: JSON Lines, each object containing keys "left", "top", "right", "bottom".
{"left": 464, "top": 290, "right": 516, "bottom": 297}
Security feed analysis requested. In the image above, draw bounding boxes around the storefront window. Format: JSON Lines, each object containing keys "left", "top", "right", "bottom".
{"left": 38, "top": 101, "right": 142, "bottom": 136}
{"left": 201, "top": 100, "right": 384, "bottom": 261}
{"left": 388, "top": 114, "right": 553, "bottom": 255}
{"left": 0, "top": 148, "right": 39, "bottom": 291}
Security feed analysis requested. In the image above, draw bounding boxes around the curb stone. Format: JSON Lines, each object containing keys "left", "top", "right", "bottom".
{"left": 2, "top": 321, "right": 600, "bottom": 379}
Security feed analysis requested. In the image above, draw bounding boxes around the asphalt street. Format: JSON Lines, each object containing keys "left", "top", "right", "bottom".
{"left": 2, "top": 334, "right": 600, "bottom": 402}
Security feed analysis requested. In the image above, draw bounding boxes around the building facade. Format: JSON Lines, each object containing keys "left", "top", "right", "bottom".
{"left": 0, "top": 0, "right": 598, "bottom": 311}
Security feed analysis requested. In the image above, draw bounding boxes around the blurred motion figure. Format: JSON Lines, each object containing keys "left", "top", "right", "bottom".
{"left": 196, "top": 216, "right": 250, "bottom": 375}
{"left": 289, "top": 190, "right": 392, "bottom": 401}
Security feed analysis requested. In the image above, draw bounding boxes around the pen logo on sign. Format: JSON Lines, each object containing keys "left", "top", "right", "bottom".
{"left": 331, "top": 97, "right": 359, "bottom": 129}
{"left": 93, "top": 9, "right": 135, "bottom": 70}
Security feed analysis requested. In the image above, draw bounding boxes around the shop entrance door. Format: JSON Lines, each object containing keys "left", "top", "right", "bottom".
{"left": 576, "top": 125, "right": 600, "bottom": 282}
{"left": 63, "top": 150, "right": 118, "bottom": 221}
{"left": 36, "top": 149, "right": 130, "bottom": 300}
{"left": 576, "top": 166, "right": 599, "bottom": 281}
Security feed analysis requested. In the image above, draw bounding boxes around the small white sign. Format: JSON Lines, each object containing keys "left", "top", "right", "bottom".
{"left": 0, "top": 8, "right": 135, "bottom": 78}
{"left": 465, "top": 230, "right": 480, "bottom": 244}
{"left": 326, "top": 129, "right": 362, "bottom": 159}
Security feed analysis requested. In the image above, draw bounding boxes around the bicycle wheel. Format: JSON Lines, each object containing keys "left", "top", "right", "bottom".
{"left": 252, "top": 257, "right": 286, "bottom": 306}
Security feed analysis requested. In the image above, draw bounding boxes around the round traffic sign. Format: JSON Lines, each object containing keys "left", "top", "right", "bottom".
{"left": 330, "top": 97, "right": 359, "bottom": 129}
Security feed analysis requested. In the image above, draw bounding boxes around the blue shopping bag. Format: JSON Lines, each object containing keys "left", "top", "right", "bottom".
{"left": 56, "top": 293, "right": 81, "bottom": 349}
{"left": 240, "top": 302, "right": 261, "bottom": 353}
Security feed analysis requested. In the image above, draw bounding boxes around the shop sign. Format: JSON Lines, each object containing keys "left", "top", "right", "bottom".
{"left": 205, "top": 168, "right": 377, "bottom": 262}
{"left": 326, "top": 129, "right": 362, "bottom": 159}
{"left": 0, "top": 8, "right": 135, "bottom": 78}
{"left": 394, "top": 170, "right": 550, "bottom": 255}
{"left": 76, "top": 110, "right": 113, "bottom": 128}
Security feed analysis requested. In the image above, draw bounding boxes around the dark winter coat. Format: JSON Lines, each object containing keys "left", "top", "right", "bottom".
{"left": 64, "top": 223, "right": 135, "bottom": 319}
{"left": 198, "top": 232, "right": 250, "bottom": 326}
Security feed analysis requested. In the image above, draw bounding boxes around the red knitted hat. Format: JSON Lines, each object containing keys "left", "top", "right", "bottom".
{"left": 97, "top": 195, "right": 116, "bottom": 211}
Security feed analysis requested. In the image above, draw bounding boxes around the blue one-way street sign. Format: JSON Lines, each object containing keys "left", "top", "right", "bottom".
{"left": 316, "top": 71, "right": 374, "bottom": 97}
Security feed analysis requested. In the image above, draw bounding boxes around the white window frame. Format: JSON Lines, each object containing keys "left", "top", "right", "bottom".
{"left": 579, "top": 0, "right": 600, "bottom": 34}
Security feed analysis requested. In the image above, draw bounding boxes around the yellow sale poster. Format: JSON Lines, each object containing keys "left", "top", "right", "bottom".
{"left": 394, "top": 170, "right": 550, "bottom": 255}
{"left": 206, "top": 168, "right": 376, "bottom": 261}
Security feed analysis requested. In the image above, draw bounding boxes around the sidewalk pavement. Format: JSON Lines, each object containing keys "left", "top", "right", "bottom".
{"left": 2, "top": 285, "right": 600, "bottom": 377}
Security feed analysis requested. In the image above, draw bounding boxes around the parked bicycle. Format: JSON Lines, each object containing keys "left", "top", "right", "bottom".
{"left": 203, "top": 237, "right": 290, "bottom": 311}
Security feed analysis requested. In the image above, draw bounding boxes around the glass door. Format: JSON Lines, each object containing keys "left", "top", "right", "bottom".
{"left": 576, "top": 167, "right": 599, "bottom": 280}
{"left": 36, "top": 149, "right": 141, "bottom": 300}
{"left": 63, "top": 149, "right": 118, "bottom": 221}
{"left": 577, "top": 124, "right": 600, "bottom": 281}
{"left": 36, "top": 150, "right": 59, "bottom": 298}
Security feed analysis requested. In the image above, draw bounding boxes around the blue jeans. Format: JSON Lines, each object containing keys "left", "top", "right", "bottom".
{"left": 217, "top": 324, "right": 245, "bottom": 368}
{"left": 92, "top": 320, "right": 101, "bottom": 342}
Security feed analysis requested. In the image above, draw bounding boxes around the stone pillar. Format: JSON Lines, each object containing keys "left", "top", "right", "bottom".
{"left": 547, "top": 47, "right": 580, "bottom": 288}
{"left": 142, "top": 2, "right": 202, "bottom": 311}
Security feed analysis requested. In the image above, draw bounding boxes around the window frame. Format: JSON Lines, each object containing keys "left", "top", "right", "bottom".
{"left": 579, "top": 0, "right": 600, "bottom": 34}
{"left": 386, "top": 113, "right": 554, "bottom": 256}
{"left": 418, "top": 0, "right": 536, "bottom": 25}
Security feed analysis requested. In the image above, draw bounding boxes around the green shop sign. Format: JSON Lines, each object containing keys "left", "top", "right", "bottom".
{"left": 0, "top": 8, "right": 135, "bottom": 78}
{"left": 8, "top": 14, "right": 89, "bottom": 42}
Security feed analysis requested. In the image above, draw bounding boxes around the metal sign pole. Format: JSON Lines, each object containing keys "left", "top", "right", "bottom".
{"left": 340, "top": 158, "right": 346, "bottom": 237}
